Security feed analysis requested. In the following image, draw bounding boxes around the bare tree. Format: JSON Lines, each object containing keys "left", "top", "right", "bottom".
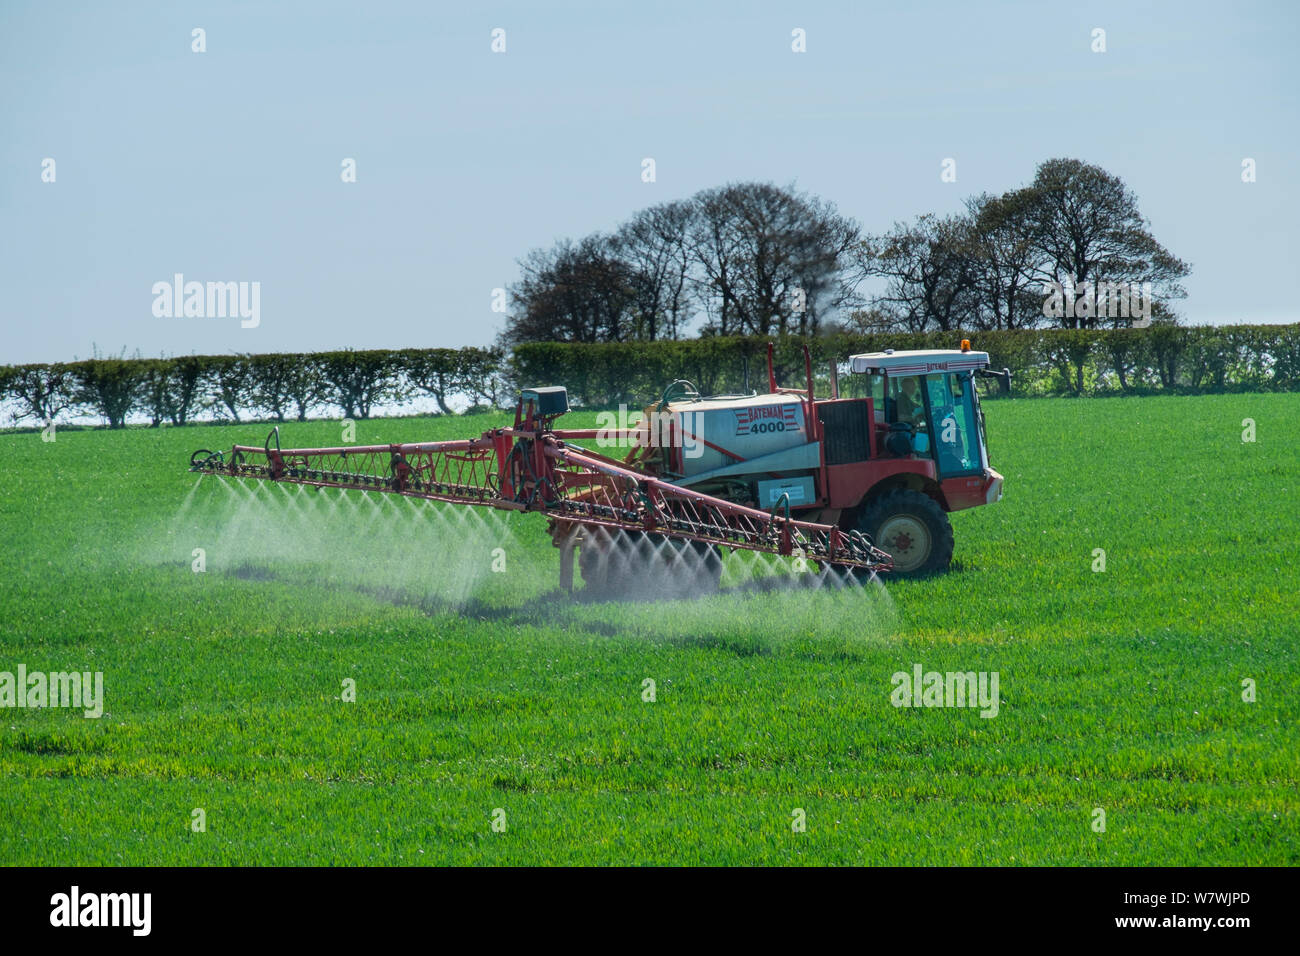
{"left": 500, "top": 161, "right": 1189, "bottom": 340}
{"left": 965, "top": 191, "right": 1043, "bottom": 330}
{"left": 613, "top": 200, "right": 695, "bottom": 340}
{"left": 855, "top": 213, "right": 979, "bottom": 332}
{"left": 854, "top": 160, "right": 1190, "bottom": 333}
{"left": 1020, "top": 158, "right": 1190, "bottom": 329}
{"left": 503, "top": 235, "right": 638, "bottom": 345}
{"left": 689, "top": 183, "right": 859, "bottom": 336}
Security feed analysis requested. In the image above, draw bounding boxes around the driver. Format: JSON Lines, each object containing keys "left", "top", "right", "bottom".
{"left": 896, "top": 376, "right": 924, "bottom": 426}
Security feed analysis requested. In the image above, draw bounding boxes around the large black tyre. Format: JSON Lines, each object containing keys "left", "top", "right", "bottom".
{"left": 857, "top": 488, "right": 954, "bottom": 576}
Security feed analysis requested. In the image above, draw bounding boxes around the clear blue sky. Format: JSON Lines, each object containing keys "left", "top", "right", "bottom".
{"left": 2, "top": 0, "right": 1296, "bottom": 364}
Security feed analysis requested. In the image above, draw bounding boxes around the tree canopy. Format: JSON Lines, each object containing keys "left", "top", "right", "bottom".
{"left": 500, "top": 160, "right": 1190, "bottom": 343}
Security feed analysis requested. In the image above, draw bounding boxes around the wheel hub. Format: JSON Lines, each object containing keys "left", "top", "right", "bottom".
{"left": 878, "top": 514, "right": 931, "bottom": 572}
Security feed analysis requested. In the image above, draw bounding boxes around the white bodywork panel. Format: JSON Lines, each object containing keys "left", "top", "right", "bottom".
{"left": 849, "top": 349, "right": 990, "bottom": 376}
{"left": 666, "top": 393, "right": 808, "bottom": 476}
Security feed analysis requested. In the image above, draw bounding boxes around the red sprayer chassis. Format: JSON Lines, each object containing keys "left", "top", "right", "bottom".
{"left": 189, "top": 341, "right": 1010, "bottom": 589}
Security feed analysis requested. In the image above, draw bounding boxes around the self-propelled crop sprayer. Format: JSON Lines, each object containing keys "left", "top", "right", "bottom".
{"left": 188, "top": 342, "right": 1009, "bottom": 593}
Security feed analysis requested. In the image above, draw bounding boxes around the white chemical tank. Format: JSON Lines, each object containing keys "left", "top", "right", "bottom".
{"left": 663, "top": 394, "right": 809, "bottom": 477}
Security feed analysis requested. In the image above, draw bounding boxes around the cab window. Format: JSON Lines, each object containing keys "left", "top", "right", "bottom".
{"left": 924, "top": 372, "right": 981, "bottom": 476}
{"left": 839, "top": 369, "right": 886, "bottom": 420}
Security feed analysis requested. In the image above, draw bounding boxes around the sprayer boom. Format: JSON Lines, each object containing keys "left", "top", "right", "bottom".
{"left": 189, "top": 410, "right": 891, "bottom": 591}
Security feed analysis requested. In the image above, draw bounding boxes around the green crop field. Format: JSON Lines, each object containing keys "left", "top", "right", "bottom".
{"left": 1, "top": 393, "right": 1297, "bottom": 865}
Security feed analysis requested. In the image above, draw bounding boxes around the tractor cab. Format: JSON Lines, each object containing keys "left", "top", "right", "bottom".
{"left": 845, "top": 347, "right": 1001, "bottom": 482}
{"left": 826, "top": 345, "right": 1009, "bottom": 573}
